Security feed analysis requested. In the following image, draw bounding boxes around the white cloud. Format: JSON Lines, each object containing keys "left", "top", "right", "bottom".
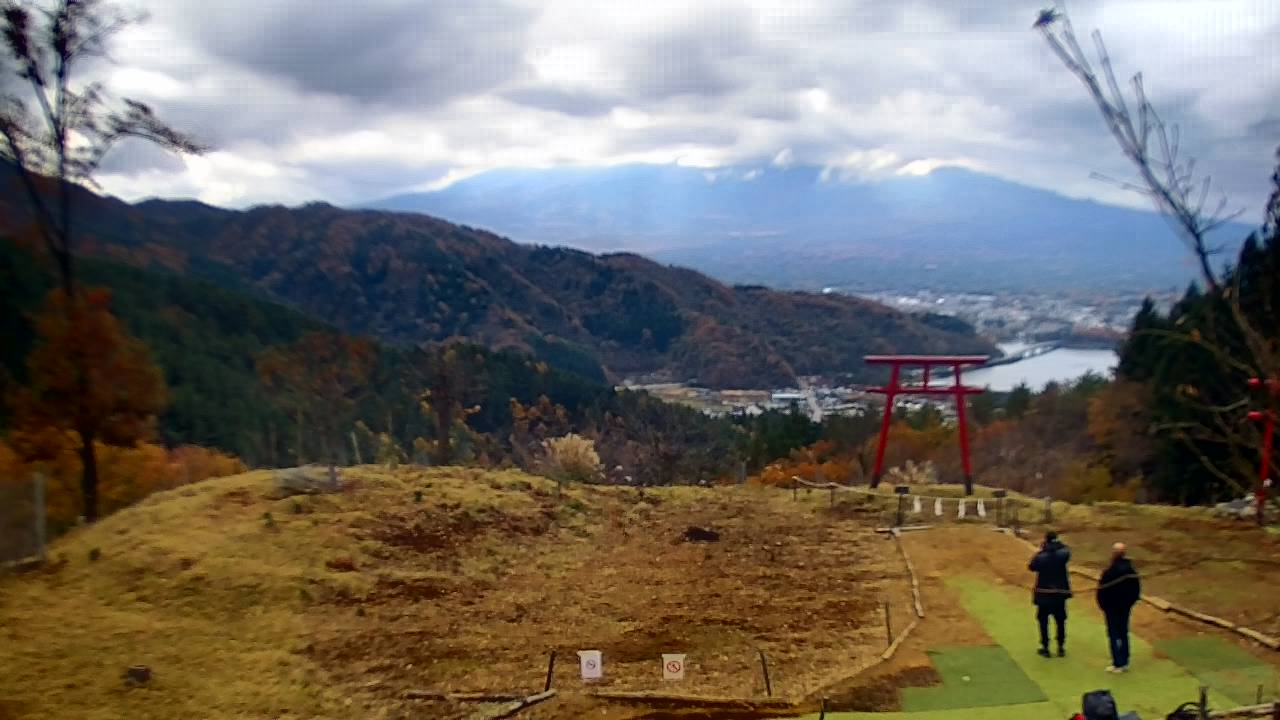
{"left": 81, "top": 0, "right": 1279, "bottom": 214}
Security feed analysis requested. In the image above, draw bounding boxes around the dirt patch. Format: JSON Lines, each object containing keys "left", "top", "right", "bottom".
{"left": 827, "top": 665, "right": 941, "bottom": 711}
{"left": 303, "top": 479, "right": 906, "bottom": 719}
{"left": 367, "top": 503, "right": 557, "bottom": 553}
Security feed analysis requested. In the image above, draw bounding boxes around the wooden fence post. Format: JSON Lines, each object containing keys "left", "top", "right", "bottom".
{"left": 34, "top": 472, "right": 46, "bottom": 562}
{"left": 544, "top": 650, "right": 557, "bottom": 692}
{"left": 757, "top": 650, "right": 773, "bottom": 698}
{"left": 1043, "top": 497, "right": 1053, "bottom": 525}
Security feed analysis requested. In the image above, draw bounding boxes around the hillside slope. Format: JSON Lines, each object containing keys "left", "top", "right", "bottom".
{"left": 0, "top": 467, "right": 903, "bottom": 720}
{"left": 0, "top": 165, "right": 993, "bottom": 387}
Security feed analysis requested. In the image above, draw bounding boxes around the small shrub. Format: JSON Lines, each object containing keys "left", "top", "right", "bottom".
{"left": 88, "top": 547, "right": 100, "bottom": 562}
{"left": 1059, "top": 462, "right": 1140, "bottom": 504}
{"left": 291, "top": 500, "right": 304, "bottom": 515}
{"left": 413, "top": 490, "right": 423, "bottom": 503}
{"left": 262, "top": 512, "right": 276, "bottom": 529}
{"left": 541, "top": 434, "right": 602, "bottom": 487}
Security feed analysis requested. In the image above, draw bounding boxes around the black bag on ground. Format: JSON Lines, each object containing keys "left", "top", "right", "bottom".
{"left": 1083, "top": 690, "right": 1119, "bottom": 720}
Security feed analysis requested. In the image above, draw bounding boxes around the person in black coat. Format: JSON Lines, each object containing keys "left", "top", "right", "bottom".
{"left": 1096, "top": 542, "right": 1141, "bottom": 672}
{"left": 1029, "top": 530, "right": 1072, "bottom": 657}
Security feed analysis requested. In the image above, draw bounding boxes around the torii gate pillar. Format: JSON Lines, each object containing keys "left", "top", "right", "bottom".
{"left": 865, "top": 355, "right": 989, "bottom": 496}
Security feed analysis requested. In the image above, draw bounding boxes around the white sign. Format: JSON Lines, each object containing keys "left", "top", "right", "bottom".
{"left": 934, "top": 498, "right": 943, "bottom": 516}
{"left": 662, "top": 653, "right": 686, "bottom": 681}
{"left": 912, "top": 496, "right": 922, "bottom": 514}
{"left": 958, "top": 499, "right": 967, "bottom": 518}
{"left": 578, "top": 650, "right": 602, "bottom": 680}
{"left": 977, "top": 500, "right": 987, "bottom": 518}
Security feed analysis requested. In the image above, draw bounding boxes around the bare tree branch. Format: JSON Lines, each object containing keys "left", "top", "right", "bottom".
{"left": 1034, "top": 4, "right": 1244, "bottom": 291}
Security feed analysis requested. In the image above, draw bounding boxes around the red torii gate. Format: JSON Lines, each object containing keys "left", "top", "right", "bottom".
{"left": 865, "top": 355, "right": 989, "bottom": 496}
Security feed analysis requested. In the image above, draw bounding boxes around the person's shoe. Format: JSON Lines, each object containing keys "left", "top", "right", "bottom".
{"left": 1037, "top": 647, "right": 1052, "bottom": 658}
{"left": 1105, "top": 665, "right": 1118, "bottom": 673}
{"left": 1113, "top": 666, "right": 1128, "bottom": 673}
{"left": 1057, "top": 647, "right": 1066, "bottom": 657}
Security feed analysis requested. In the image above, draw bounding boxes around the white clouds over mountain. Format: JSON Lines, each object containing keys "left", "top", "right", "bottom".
{"left": 84, "top": 0, "right": 1279, "bottom": 219}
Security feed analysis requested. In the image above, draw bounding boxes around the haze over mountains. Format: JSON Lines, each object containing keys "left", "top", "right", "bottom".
{"left": 373, "top": 163, "right": 1254, "bottom": 294}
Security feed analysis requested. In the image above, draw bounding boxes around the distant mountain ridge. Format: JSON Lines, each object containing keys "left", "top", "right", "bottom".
{"left": 373, "top": 163, "right": 1252, "bottom": 293}
{"left": 0, "top": 164, "right": 993, "bottom": 388}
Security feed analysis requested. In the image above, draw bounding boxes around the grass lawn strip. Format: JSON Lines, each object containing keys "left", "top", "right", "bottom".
{"left": 901, "top": 646, "right": 1045, "bottom": 711}
{"left": 1155, "top": 637, "right": 1279, "bottom": 706}
{"left": 798, "top": 576, "right": 1210, "bottom": 720}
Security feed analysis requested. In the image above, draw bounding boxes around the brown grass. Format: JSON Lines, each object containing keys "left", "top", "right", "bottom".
{"left": 0, "top": 467, "right": 903, "bottom": 720}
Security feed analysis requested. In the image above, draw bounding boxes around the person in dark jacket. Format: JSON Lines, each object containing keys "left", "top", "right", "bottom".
{"left": 1096, "top": 542, "right": 1141, "bottom": 673}
{"left": 1029, "top": 530, "right": 1072, "bottom": 657}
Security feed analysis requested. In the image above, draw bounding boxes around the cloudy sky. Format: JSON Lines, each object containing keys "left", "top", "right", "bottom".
{"left": 79, "top": 0, "right": 1280, "bottom": 219}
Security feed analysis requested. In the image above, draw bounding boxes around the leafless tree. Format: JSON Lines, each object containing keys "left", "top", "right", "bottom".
{"left": 1033, "top": 4, "right": 1241, "bottom": 291}
{"left": 1, "top": 0, "right": 205, "bottom": 295}
{"left": 1035, "top": 5, "right": 1278, "bottom": 510}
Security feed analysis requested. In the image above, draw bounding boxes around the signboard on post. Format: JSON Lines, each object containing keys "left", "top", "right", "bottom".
{"left": 578, "top": 650, "right": 602, "bottom": 680}
{"left": 662, "top": 653, "right": 686, "bottom": 681}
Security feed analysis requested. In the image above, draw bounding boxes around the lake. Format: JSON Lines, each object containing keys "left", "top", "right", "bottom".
{"left": 959, "top": 343, "right": 1118, "bottom": 392}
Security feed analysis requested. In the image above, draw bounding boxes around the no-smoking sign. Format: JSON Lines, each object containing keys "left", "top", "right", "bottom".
{"left": 662, "top": 653, "right": 686, "bottom": 681}
{"left": 577, "top": 650, "right": 602, "bottom": 680}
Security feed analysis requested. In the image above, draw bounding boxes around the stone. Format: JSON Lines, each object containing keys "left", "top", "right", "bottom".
{"left": 124, "top": 666, "right": 151, "bottom": 685}
{"left": 273, "top": 465, "right": 342, "bottom": 497}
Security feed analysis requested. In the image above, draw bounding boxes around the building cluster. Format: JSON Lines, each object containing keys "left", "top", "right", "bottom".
{"left": 850, "top": 289, "right": 1176, "bottom": 343}
{"left": 618, "top": 380, "right": 961, "bottom": 424}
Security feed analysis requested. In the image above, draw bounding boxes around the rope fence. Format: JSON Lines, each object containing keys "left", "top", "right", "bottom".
{"left": 787, "top": 476, "right": 1047, "bottom": 528}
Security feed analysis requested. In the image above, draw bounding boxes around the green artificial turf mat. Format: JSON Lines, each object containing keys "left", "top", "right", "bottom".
{"left": 792, "top": 577, "right": 1278, "bottom": 720}
{"left": 1156, "top": 636, "right": 1278, "bottom": 706}
{"left": 901, "top": 645, "right": 1047, "bottom": 711}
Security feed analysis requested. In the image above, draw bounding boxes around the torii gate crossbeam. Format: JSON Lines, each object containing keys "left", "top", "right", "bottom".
{"left": 865, "top": 354, "right": 989, "bottom": 496}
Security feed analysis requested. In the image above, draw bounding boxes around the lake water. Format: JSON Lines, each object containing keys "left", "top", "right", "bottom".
{"left": 959, "top": 343, "right": 1118, "bottom": 392}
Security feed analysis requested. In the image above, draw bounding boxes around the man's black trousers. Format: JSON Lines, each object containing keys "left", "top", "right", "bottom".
{"left": 1105, "top": 607, "right": 1132, "bottom": 668}
{"left": 1036, "top": 598, "right": 1067, "bottom": 650}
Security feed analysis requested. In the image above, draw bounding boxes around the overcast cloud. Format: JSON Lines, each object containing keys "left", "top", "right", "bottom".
{"left": 78, "top": 0, "right": 1280, "bottom": 220}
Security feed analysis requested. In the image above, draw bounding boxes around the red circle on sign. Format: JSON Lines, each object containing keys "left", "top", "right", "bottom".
{"left": 666, "top": 661, "right": 682, "bottom": 673}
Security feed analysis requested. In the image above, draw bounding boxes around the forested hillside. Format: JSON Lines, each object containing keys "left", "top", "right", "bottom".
{"left": 0, "top": 239, "right": 757, "bottom": 482}
{"left": 0, "top": 164, "right": 993, "bottom": 388}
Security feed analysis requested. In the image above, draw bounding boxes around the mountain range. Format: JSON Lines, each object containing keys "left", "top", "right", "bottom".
{"left": 373, "top": 163, "right": 1254, "bottom": 294}
{"left": 0, "top": 164, "right": 993, "bottom": 388}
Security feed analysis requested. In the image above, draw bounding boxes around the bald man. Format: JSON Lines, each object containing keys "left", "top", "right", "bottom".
{"left": 1096, "top": 542, "right": 1141, "bottom": 673}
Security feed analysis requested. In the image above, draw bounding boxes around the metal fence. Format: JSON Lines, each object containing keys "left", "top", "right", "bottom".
{"left": 1, "top": 473, "right": 46, "bottom": 566}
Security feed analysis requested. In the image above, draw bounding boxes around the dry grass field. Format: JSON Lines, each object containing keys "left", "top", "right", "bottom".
{"left": 0, "top": 467, "right": 906, "bottom": 720}
{"left": 2, "top": 470, "right": 1277, "bottom": 720}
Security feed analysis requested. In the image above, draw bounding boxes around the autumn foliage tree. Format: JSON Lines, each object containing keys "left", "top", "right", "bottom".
{"left": 257, "top": 332, "right": 375, "bottom": 466}
{"left": 7, "top": 287, "right": 166, "bottom": 521}
{"left": 414, "top": 342, "right": 485, "bottom": 466}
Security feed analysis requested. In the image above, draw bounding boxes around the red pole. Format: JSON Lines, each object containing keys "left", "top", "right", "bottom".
{"left": 1251, "top": 410, "right": 1273, "bottom": 525}
{"left": 871, "top": 363, "right": 900, "bottom": 488}
{"left": 922, "top": 365, "right": 930, "bottom": 389}
{"left": 955, "top": 363, "right": 974, "bottom": 496}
